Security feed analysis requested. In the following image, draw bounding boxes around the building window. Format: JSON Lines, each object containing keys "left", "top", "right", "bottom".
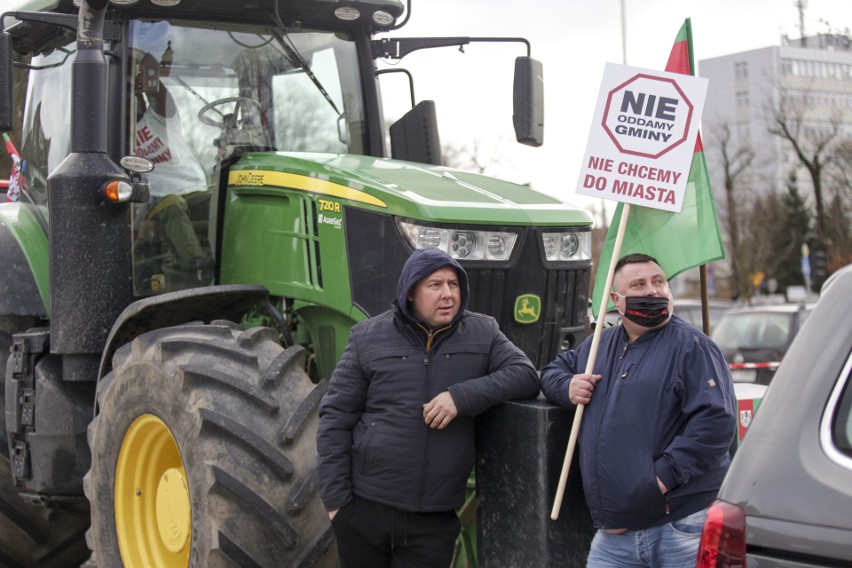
{"left": 735, "top": 61, "right": 748, "bottom": 80}
{"left": 736, "top": 91, "right": 749, "bottom": 107}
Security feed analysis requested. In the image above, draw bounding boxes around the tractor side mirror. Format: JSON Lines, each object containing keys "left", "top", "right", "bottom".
{"left": 0, "top": 32, "right": 13, "bottom": 132}
{"left": 513, "top": 56, "right": 543, "bottom": 147}
{"left": 390, "top": 100, "right": 442, "bottom": 166}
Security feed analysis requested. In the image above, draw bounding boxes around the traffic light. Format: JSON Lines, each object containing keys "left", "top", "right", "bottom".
{"left": 812, "top": 249, "right": 828, "bottom": 282}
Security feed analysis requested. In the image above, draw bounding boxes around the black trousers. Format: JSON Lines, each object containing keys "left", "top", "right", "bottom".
{"left": 331, "top": 495, "right": 461, "bottom": 568}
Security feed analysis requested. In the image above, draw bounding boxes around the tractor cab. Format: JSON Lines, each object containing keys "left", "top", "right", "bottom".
{"left": 19, "top": 15, "right": 366, "bottom": 294}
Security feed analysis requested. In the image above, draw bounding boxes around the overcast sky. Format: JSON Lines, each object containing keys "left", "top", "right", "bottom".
{"left": 376, "top": 0, "right": 850, "bottom": 224}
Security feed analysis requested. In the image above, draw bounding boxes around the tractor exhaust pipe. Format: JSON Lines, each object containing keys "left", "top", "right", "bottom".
{"left": 71, "top": 0, "right": 109, "bottom": 153}
{"left": 48, "top": 0, "right": 132, "bottom": 367}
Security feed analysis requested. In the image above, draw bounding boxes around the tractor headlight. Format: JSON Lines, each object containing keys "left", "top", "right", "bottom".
{"left": 542, "top": 231, "right": 591, "bottom": 261}
{"left": 399, "top": 221, "right": 517, "bottom": 261}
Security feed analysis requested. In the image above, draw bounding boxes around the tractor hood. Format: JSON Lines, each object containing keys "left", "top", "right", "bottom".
{"left": 228, "top": 152, "right": 591, "bottom": 226}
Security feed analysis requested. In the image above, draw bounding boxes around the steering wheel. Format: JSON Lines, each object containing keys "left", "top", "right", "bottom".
{"left": 197, "top": 96, "right": 263, "bottom": 128}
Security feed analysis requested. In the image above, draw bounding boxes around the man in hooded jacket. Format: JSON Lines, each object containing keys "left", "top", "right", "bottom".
{"left": 317, "top": 247, "right": 539, "bottom": 568}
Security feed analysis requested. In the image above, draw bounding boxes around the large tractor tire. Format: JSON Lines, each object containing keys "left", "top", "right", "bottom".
{"left": 1, "top": 326, "right": 92, "bottom": 568}
{"left": 84, "top": 321, "right": 337, "bottom": 568}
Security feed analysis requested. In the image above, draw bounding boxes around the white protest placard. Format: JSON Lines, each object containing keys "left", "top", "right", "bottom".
{"left": 576, "top": 62, "right": 708, "bottom": 213}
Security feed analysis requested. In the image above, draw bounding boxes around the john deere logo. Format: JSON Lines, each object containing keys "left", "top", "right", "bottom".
{"left": 514, "top": 294, "right": 541, "bottom": 324}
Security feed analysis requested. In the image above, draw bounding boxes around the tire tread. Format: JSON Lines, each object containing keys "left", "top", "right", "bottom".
{"left": 86, "top": 323, "right": 337, "bottom": 567}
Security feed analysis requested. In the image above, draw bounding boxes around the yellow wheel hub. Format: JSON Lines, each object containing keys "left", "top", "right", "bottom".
{"left": 156, "top": 468, "right": 191, "bottom": 553}
{"left": 115, "top": 414, "right": 191, "bottom": 568}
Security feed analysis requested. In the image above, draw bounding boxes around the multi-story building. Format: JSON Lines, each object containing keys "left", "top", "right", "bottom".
{"left": 700, "top": 32, "right": 852, "bottom": 198}
{"left": 692, "top": 33, "right": 851, "bottom": 299}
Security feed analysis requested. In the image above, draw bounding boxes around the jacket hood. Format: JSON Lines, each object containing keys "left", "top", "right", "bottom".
{"left": 395, "top": 248, "right": 469, "bottom": 324}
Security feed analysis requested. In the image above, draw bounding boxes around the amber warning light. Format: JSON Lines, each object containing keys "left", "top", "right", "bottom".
{"left": 101, "top": 179, "right": 133, "bottom": 203}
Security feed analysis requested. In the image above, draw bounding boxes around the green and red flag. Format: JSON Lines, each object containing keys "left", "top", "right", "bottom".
{"left": 591, "top": 18, "right": 725, "bottom": 315}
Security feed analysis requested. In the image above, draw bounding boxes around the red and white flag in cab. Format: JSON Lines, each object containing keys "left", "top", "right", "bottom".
{"left": 3, "top": 133, "right": 27, "bottom": 202}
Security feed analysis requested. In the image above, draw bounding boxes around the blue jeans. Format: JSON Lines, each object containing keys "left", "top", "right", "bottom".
{"left": 586, "top": 507, "right": 707, "bottom": 568}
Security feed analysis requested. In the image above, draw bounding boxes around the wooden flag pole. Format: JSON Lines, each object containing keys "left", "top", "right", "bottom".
{"left": 699, "top": 264, "right": 710, "bottom": 336}
{"left": 551, "top": 203, "right": 632, "bottom": 520}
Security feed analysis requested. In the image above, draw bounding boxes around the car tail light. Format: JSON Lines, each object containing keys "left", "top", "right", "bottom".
{"left": 696, "top": 500, "right": 747, "bottom": 568}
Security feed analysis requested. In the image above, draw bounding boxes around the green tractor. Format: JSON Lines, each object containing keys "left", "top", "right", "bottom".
{"left": 0, "top": 0, "right": 592, "bottom": 565}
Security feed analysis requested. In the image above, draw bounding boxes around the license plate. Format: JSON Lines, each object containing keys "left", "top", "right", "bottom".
{"left": 731, "top": 369, "right": 756, "bottom": 383}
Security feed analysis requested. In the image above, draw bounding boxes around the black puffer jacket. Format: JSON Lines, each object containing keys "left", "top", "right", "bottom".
{"left": 317, "top": 248, "right": 539, "bottom": 512}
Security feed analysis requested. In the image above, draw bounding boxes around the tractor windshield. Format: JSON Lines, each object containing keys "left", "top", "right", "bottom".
{"left": 127, "top": 19, "right": 364, "bottom": 295}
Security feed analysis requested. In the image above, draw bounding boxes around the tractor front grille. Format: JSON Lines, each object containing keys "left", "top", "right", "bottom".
{"left": 346, "top": 208, "right": 592, "bottom": 368}
{"left": 465, "top": 232, "right": 591, "bottom": 368}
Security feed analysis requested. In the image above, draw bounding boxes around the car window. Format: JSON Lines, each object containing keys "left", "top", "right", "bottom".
{"left": 708, "top": 307, "right": 729, "bottom": 332}
{"left": 713, "top": 312, "right": 791, "bottom": 351}
{"left": 828, "top": 351, "right": 852, "bottom": 461}
{"left": 681, "top": 305, "right": 729, "bottom": 332}
{"left": 677, "top": 306, "right": 698, "bottom": 327}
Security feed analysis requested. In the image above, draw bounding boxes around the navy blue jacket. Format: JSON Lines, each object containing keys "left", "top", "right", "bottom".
{"left": 317, "top": 248, "right": 539, "bottom": 512}
{"left": 540, "top": 316, "right": 736, "bottom": 529}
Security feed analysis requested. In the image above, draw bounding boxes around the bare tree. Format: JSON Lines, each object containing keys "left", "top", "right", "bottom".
{"left": 830, "top": 137, "right": 852, "bottom": 201}
{"left": 443, "top": 139, "right": 504, "bottom": 175}
{"left": 821, "top": 137, "right": 852, "bottom": 274}
{"left": 738, "top": 190, "right": 787, "bottom": 303}
{"left": 822, "top": 190, "right": 852, "bottom": 273}
{"left": 710, "top": 122, "right": 755, "bottom": 300}
{"left": 767, "top": 88, "right": 843, "bottom": 243}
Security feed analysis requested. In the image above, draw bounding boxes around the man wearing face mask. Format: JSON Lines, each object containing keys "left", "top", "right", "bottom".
{"left": 540, "top": 253, "right": 736, "bottom": 568}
